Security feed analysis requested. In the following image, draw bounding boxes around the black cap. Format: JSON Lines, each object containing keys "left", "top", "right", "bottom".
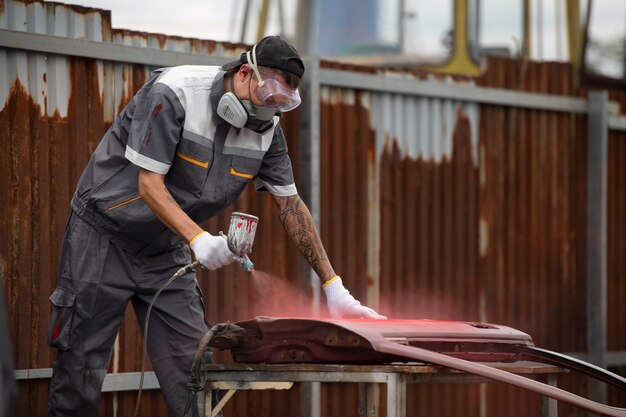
{"left": 222, "top": 36, "right": 305, "bottom": 78}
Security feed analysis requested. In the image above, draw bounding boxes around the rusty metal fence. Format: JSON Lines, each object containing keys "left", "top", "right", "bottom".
{"left": 1, "top": 1, "right": 626, "bottom": 416}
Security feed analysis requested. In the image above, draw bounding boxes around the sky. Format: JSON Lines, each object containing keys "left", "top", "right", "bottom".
{"left": 41, "top": 0, "right": 285, "bottom": 44}
{"left": 43, "top": 0, "right": 625, "bottom": 64}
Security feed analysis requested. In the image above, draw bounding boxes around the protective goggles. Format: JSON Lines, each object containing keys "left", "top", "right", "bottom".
{"left": 246, "top": 46, "right": 302, "bottom": 112}
{"left": 254, "top": 74, "right": 301, "bottom": 112}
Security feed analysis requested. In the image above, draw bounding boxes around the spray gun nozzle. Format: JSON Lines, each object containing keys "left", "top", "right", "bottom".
{"left": 236, "top": 254, "right": 255, "bottom": 273}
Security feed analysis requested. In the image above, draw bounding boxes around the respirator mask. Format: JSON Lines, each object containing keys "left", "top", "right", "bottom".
{"left": 217, "top": 44, "right": 301, "bottom": 134}
{"left": 217, "top": 86, "right": 277, "bottom": 133}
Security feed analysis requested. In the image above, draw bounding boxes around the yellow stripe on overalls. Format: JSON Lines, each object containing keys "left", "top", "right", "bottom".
{"left": 107, "top": 195, "right": 142, "bottom": 211}
{"left": 230, "top": 167, "right": 254, "bottom": 179}
{"left": 176, "top": 152, "right": 209, "bottom": 168}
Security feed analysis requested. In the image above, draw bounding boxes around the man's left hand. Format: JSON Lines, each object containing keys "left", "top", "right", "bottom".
{"left": 322, "top": 276, "right": 387, "bottom": 319}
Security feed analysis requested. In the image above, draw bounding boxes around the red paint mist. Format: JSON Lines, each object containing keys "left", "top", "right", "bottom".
{"left": 248, "top": 270, "right": 320, "bottom": 317}
{"left": 376, "top": 289, "right": 480, "bottom": 322}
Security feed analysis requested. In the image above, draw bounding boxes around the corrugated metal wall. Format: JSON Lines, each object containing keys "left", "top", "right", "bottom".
{"left": 2, "top": 1, "right": 625, "bottom": 416}
{"left": 475, "top": 60, "right": 587, "bottom": 417}
{"left": 317, "top": 57, "right": 626, "bottom": 416}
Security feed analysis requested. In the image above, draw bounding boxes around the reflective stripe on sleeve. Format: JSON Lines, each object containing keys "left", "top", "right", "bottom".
{"left": 125, "top": 146, "right": 170, "bottom": 174}
{"left": 254, "top": 178, "right": 297, "bottom": 196}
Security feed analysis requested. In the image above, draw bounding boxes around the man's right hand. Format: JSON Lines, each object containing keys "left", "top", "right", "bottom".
{"left": 189, "top": 231, "right": 235, "bottom": 270}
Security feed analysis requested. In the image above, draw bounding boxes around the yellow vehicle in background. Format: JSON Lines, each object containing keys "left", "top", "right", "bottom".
{"left": 245, "top": 0, "right": 624, "bottom": 84}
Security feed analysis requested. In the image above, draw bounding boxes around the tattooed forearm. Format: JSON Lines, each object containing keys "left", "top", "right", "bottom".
{"left": 164, "top": 184, "right": 180, "bottom": 208}
{"left": 274, "top": 195, "right": 335, "bottom": 281}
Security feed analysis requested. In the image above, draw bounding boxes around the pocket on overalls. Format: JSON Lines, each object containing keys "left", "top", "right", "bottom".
{"left": 168, "top": 138, "right": 213, "bottom": 200}
{"left": 47, "top": 288, "right": 77, "bottom": 350}
{"left": 226, "top": 156, "right": 261, "bottom": 205}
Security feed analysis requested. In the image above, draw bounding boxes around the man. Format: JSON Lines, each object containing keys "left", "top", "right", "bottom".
{"left": 46, "top": 35, "right": 385, "bottom": 417}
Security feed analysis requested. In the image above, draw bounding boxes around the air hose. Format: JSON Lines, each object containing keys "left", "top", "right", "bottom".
{"left": 132, "top": 260, "right": 200, "bottom": 417}
{"left": 184, "top": 321, "right": 246, "bottom": 417}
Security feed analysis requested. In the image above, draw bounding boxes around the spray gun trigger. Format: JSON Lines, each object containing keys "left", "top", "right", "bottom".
{"left": 218, "top": 231, "right": 234, "bottom": 252}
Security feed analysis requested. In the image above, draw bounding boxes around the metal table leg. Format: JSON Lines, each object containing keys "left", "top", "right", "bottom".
{"left": 540, "top": 374, "right": 558, "bottom": 417}
{"left": 386, "top": 373, "right": 407, "bottom": 417}
{"left": 358, "top": 383, "right": 377, "bottom": 417}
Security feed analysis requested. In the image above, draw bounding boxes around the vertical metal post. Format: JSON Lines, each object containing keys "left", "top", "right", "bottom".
{"left": 386, "top": 373, "right": 406, "bottom": 417}
{"left": 293, "top": 0, "right": 316, "bottom": 54}
{"left": 523, "top": 0, "right": 531, "bottom": 60}
{"left": 537, "top": 0, "right": 544, "bottom": 59}
{"left": 366, "top": 118, "right": 381, "bottom": 311}
{"left": 365, "top": 90, "right": 383, "bottom": 417}
{"left": 358, "top": 383, "right": 376, "bottom": 417}
{"left": 398, "top": 0, "right": 406, "bottom": 53}
{"left": 240, "top": 0, "right": 251, "bottom": 43}
{"left": 297, "top": 55, "right": 321, "bottom": 417}
{"left": 386, "top": 373, "right": 398, "bottom": 417}
{"left": 586, "top": 90, "right": 608, "bottom": 405}
{"left": 255, "top": 0, "right": 270, "bottom": 41}
{"left": 565, "top": 0, "right": 582, "bottom": 65}
{"left": 298, "top": 56, "right": 322, "bottom": 314}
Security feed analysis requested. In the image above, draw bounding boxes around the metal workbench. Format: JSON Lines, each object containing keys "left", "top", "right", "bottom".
{"left": 200, "top": 362, "right": 566, "bottom": 417}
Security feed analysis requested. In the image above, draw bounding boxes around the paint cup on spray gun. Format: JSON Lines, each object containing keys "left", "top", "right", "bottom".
{"left": 220, "top": 212, "right": 259, "bottom": 272}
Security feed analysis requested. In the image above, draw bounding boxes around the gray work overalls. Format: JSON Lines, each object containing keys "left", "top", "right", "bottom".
{"left": 46, "top": 66, "right": 296, "bottom": 417}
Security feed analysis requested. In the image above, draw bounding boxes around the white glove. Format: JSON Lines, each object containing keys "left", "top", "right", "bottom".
{"left": 189, "top": 231, "right": 235, "bottom": 270}
{"left": 323, "top": 276, "right": 387, "bottom": 319}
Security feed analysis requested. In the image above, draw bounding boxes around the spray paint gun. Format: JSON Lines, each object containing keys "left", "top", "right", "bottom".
{"left": 174, "top": 212, "right": 259, "bottom": 278}
{"left": 219, "top": 212, "right": 259, "bottom": 272}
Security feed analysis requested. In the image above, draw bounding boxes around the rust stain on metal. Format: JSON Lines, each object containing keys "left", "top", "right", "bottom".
{"left": 378, "top": 106, "right": 479, "bottom": 322}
